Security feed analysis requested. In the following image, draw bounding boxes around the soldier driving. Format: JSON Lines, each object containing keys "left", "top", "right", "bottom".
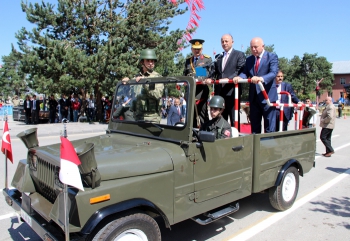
{"left": 184, "top": 39, "right": 211, "bottom": 128}
{"left": 201, "top": 95, "right": 232, "bottom": 139}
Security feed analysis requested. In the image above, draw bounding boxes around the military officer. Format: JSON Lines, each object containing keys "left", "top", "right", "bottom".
{"left": 200, "top": 95, "right": 232, "bottom": 139}
{"left": 184, "top": 39, "right": 212, "bottom": 128}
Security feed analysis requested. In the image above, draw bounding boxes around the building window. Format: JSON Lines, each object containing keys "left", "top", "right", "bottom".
{"left": 340, "top": 78, "right": 346, "bottom": 84}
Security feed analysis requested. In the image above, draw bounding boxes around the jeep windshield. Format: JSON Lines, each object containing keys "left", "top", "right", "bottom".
{"left": 111, "top": 79, "right": 188, "bottom": 129}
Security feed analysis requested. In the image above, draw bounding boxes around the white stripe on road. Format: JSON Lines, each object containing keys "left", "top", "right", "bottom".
{"left": 225, "top": 142, "right": 350, "bottom": 241}
{"left": 0, "top": 212, "right": 18, "bottom": 221}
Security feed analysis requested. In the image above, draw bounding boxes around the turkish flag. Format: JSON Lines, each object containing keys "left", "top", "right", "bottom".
{"left": 59, "top": 137, "right": 84, "bottom": 191}
{"left": 1, "top": 120, "right": 13, "bottom": 163}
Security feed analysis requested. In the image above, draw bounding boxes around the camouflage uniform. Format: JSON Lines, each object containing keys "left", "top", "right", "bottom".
{"left": 184, "top": 54, "right": 212, "bottom": 127}
{"left": 133, "top": 70, "right": 164, "bottom": 123}
{"left": 200, "top": 116, "right": 232, "bottom": 139}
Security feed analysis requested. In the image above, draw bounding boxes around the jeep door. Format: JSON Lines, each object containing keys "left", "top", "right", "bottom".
{"left": 193, "top": 135, "right": 254, "bottom": 203}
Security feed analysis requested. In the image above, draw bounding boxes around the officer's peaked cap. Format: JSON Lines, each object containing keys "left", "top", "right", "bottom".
{"left": 190, "top": 39, "right": 205, "bottom": 49}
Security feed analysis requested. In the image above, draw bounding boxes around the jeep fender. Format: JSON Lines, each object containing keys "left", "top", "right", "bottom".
{"left": 80, "top": 198, "right": 170, "bottom": 234}
{"left": 274, "top": 159, "right": 303, "bottom": 187}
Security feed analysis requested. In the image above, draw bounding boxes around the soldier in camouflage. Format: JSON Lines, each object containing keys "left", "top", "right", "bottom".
{"left": 132, "top": 49, "right": 164, "bottom": 123}
{"left": 201, "top": 95, "right": 232, "bottom": 139}
{"left": 184, "top": 39, "right": 212, "bottom": 128}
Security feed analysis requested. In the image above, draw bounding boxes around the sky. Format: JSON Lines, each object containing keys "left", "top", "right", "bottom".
{"left": 1, "top": 0, "right": 350, "bottom": 65}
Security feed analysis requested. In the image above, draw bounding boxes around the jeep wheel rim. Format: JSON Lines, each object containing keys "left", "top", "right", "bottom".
{"left": 282, "top": 172, "right": 296, "bottom": 202}
{"left": 115, "top": 229, "right": 148, "bottom": 241}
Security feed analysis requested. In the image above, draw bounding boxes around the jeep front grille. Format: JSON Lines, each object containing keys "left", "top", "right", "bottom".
{"left": 36, "top": 157, "right": 58, "bottom": 203}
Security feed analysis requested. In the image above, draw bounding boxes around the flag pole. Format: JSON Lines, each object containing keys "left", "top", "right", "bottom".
{"left": 4, "top": 115, "right": 8, "bottom": 190}
{"left": 61, "top": 118, "right": 70, "bottom": 241}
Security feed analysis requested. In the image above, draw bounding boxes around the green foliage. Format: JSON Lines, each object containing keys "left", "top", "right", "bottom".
{"left": 0, "top": 45, "right": 27, "bottom": 98}
{"left": 1, "top": 0, "right": 188, "bottom": 120}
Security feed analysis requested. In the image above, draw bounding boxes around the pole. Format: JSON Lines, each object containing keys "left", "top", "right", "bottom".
{"left": 61, "top": 118, "right": 70, "bottom": 241}
{"left": 4, "top": 115, "right": 8, "bottom": 190}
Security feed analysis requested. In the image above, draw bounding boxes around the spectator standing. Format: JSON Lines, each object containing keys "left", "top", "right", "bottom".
{"left": 87, "top": 94, "right": 96, "bottom": 122}
{"left": 320, "top": 97, "right": 336, "bottom": 157}
{"left": 24, "top": 95, "right": 31, "bottom": 124}
{"left": 337, "top": 101, "right": 343, "bottom": 118}
{"left": 303, "top": 98, "right": 317, "bottom": 128}
{"left": 72, "top": 97, "right": 81, "bottom": 122}
{"left": 59, "top": 94, "right": 69, "bottom": 120}
{"left": 12, "top": 95, "right": 20, "bottom": 107}
{"left": 48, "top": 94, "right": 58, "bottom": 123}
{"left": 167, "top": 98, "right": 184, "bottom": 126}
{"left": 31, "top": 95, "right": 40, "bottom": 124}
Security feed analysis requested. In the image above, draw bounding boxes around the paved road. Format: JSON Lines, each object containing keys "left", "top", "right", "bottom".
{"left": 0, "top": 116, "right": 349, "bottom": 241}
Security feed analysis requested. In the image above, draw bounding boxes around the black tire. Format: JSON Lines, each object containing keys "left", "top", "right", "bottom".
{"left": 92, "top": 213, "right": 161, "bottom": 241}
{"left": 269, "top": 166, "right": 299, "bottom": 211}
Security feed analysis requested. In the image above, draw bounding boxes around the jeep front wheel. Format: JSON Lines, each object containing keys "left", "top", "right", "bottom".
{"left": 94, "top": 213, "right": 161, "bottom": 241}
{"left": 269, "top": 166, "right": 299, "bottom": 211}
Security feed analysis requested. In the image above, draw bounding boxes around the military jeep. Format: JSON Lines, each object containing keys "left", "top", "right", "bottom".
{"left": 3, "top": 76, "right": 316, "bottom": 240}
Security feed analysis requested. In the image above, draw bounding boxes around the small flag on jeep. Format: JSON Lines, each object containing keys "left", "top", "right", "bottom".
{"left": 1, "top": 120, "right": 13, "bottom": 163}
{"left": 59, "top": 137, "right": 84, "bottom": 191}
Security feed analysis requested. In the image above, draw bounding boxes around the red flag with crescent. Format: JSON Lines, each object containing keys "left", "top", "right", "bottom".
{"left": 1, "top": 120, "right": 13, "bottom": 163}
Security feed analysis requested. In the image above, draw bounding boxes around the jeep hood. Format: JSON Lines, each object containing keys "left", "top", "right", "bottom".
{"left": 35, "top": 134, "right": 175, "bottom": 181}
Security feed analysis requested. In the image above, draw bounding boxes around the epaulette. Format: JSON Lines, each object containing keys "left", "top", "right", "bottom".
{"left": 203, "top": 54, "right": 211, "bottom": 58}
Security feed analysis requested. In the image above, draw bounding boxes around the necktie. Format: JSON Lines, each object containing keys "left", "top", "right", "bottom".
{"left": 194, "top": 57, "right": 198, "bottom": 65}
{"left": 223, "top": 52, "right": 229, "bottom": 69}
{"left": 255, "top": 56, "right": 260, "bottom": 73}
{"left": 177, "top": 107, "right": 180, "bottom": 115}
{"left": 33, "top": 100, "right": 36, "bottom": 110}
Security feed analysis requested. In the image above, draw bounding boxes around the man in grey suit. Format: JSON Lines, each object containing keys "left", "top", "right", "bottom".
{"left": 208, "top": 34, "right": 245, "bottom": 130}
{"left": 233, "top": 37, "right": 279, "bottom": 133}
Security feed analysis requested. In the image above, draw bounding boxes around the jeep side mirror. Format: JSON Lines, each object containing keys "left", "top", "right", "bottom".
{"left": 198, "top": 131, "right": 215, "bottom": 143}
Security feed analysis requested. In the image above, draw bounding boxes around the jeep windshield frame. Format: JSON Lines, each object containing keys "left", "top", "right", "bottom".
{"left": 108, "top": 76, "right": 196, "bottom": 142}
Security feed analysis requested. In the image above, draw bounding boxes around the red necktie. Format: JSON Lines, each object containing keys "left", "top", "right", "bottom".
{"left": 255, "top": 56, "right": 260, "bottom": 73}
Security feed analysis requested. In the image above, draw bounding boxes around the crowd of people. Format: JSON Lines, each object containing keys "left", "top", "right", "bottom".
{"left": 19, "top": 93, "right": 112, "bottom": 124}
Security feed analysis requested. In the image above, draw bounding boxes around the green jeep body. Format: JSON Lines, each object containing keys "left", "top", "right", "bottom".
{"left": 3, "top": 77, "right": 316, "bottom": 240}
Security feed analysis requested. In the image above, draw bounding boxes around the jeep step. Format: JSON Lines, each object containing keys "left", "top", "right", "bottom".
{"left": 191, "top": 202, "right": 239, "bottom": 225}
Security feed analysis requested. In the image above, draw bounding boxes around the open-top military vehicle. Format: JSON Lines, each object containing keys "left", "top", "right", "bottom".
{"left": 3, "top": 76, "right": 316, "bottom": 240}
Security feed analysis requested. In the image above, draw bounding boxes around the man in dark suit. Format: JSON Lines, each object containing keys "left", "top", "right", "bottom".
{"left": 167, "top": 98, "right": 183, "bottom": 126}
{"left": 210, "top": 34, "right": 245, "bottom": 130}
{"left": 275, "top": 71, "right": 301, "bottom": 131}
{"left": 59, "top": 94, "right": 69, "bottom": 120}
{"left": 234, "top": 37, "right": 279, "bottom": 133}
{"left": 23, "top": 95, "right": 32, "bottom": 124}
{"left": 31, "top": 95, "right": 40, "bottom": 124}
{"left": 184, "top": 39, "right": 211, "bottom": 128}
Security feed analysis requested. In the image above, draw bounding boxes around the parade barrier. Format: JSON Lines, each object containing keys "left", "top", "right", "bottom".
{"left": 196, "top": 79, "right": 314, "bottom": 133}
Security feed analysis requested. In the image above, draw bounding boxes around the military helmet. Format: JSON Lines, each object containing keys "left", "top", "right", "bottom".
{"left": 209, "top": 96, "right": 225, "bottom": 109}
{"left": 139, "top": 49, "right": 157, "bottom": 61}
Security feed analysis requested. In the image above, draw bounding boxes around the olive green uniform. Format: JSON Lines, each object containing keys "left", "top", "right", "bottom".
{"left": 200, "top": 116, "right": 232, "bottom": 139}
{"left": 133, "top": 70, "right": 164, "bottom": 123}
{"left": 113, "top": 105, "right": 135, "bottom": 121}
{"left": 184, "top": 54, "right": 212, "bottom": 127}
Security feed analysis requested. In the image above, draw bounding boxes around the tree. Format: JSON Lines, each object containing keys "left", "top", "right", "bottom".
{"left": 0, "top": 45, "right": 27, "bottom": 98}
{"left": 14, "top": 0, "right": 188, "bottom": 121}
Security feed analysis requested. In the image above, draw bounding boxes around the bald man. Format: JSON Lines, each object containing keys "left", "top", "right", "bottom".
{"left": 233, "top": 37, "right": 279, "bottom": 133}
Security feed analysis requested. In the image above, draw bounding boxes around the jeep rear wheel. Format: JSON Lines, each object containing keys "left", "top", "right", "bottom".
{"left": 93, "top": 213, "right": 161, "bottom": 241}
{"left": 269, "top": 166, "right": 299, "bottom": 211}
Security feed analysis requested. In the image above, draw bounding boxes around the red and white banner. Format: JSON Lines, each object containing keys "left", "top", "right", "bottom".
{"left": 1, "top": 120, "right": 13, "bottom": 163}
{"left": 59, "top": 137, "right": 84, "bottom": 191}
